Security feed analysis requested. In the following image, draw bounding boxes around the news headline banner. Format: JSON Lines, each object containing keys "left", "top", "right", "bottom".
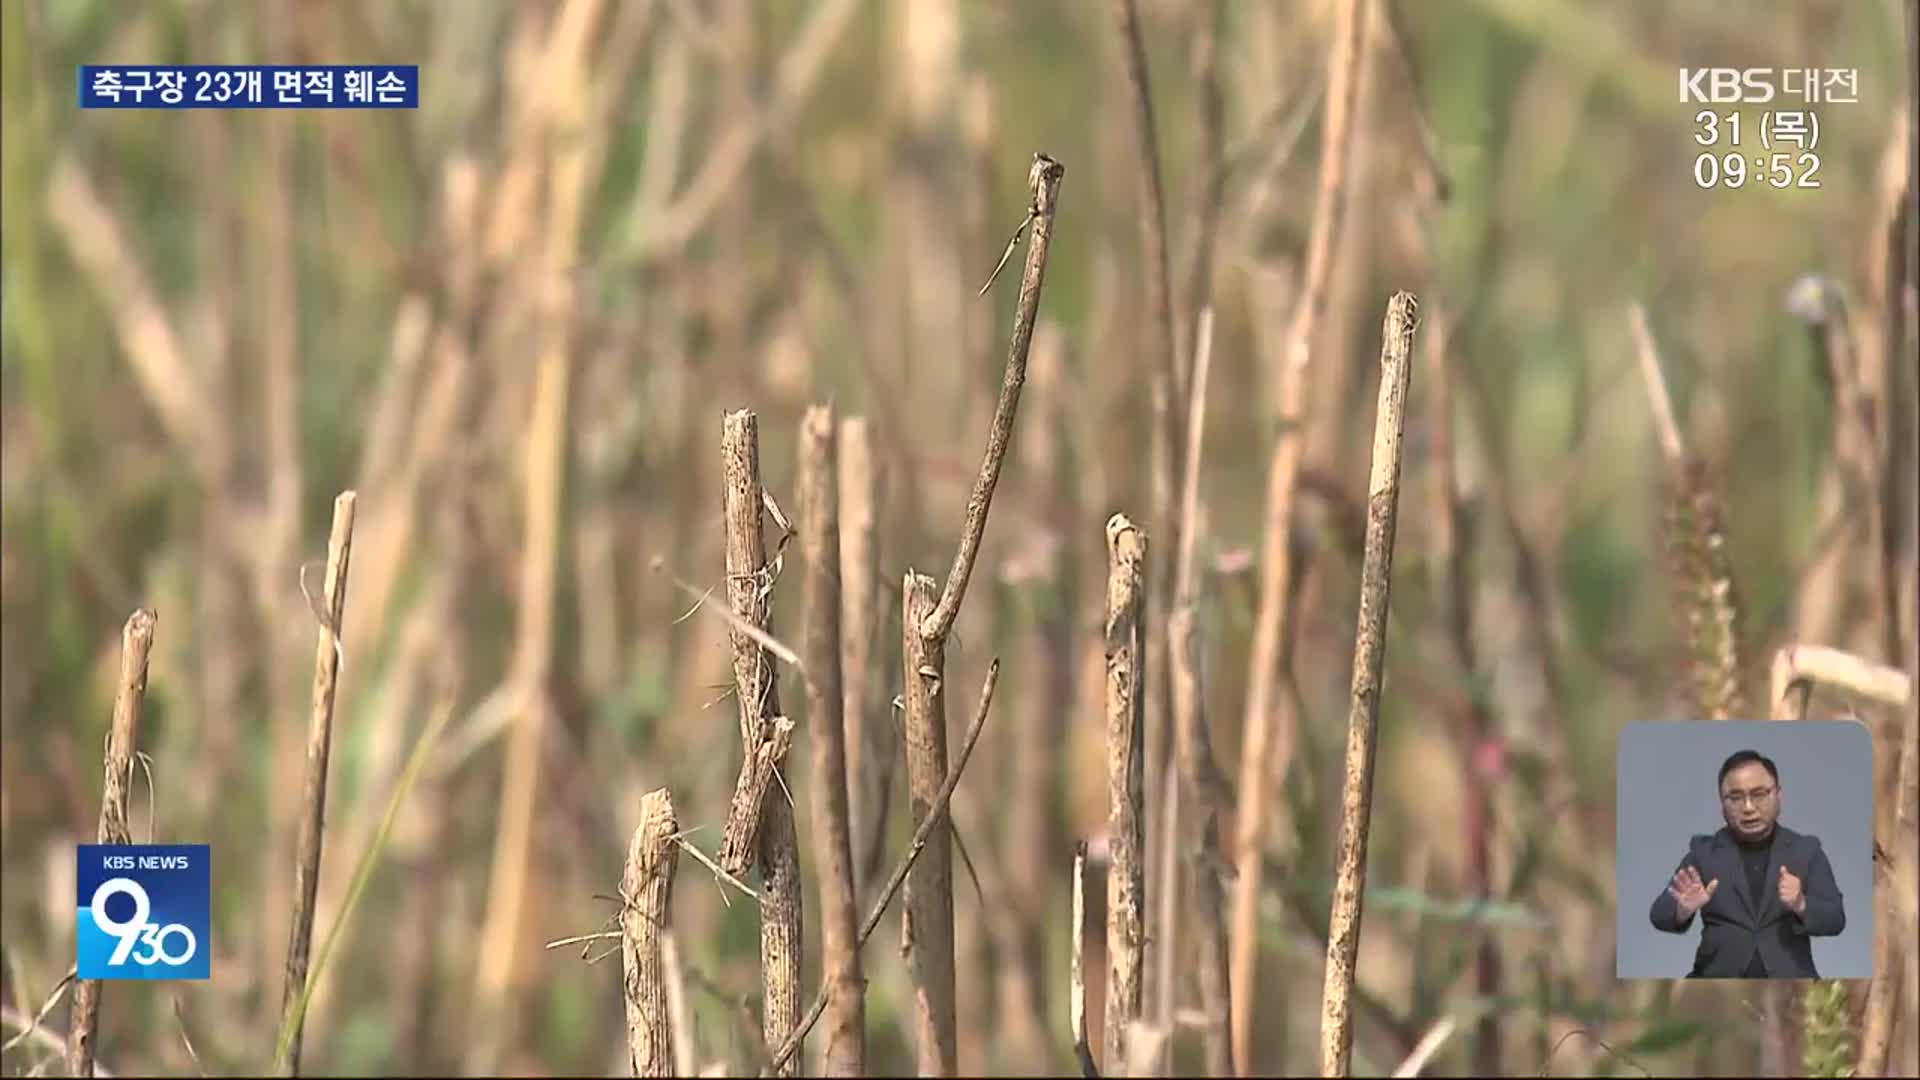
{"left": 79, "top": 65, "right": 418, "bottom": 109}
{"left": 76, "top": 844, "right": 212, "bottom": 980}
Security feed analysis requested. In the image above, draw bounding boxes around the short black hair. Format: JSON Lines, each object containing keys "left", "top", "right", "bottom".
{"left": 1718, "top": 749, "right": 1779, "bottom": 789}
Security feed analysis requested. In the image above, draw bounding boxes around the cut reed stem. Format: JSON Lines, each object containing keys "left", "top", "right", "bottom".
{"left": 1320, "top": 292, "right": 1418, "bottom": 1078}
{"left": 1103, "top": 514, "right": 1148, "bottom": 1074}
{"left": 66, "top": 609, "right": 157, "bottom": 1080}
{"left": 623, "top": 789, "right": 681, "bottom": 1078}
{"left": 277, "top": 491, "right": 358, "bottom": 1077}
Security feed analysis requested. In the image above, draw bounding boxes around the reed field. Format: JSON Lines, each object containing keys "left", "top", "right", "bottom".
{"left": 1, "top": 0, "right": 1915, "bottom": 1076}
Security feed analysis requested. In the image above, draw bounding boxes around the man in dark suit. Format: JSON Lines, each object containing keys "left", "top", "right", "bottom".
{"left": 1648, "top": 749, "right": 1846, "bottom": 978}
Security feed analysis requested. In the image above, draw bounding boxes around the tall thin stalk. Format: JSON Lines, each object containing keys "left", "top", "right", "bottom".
{"left": 1103, "top": 514, "right": 1148, "bottom": 1074}
{"left": 901, "top": 152, "right": 1065, "bottom": 1076}
{"left": 66, "top": 609, "right": 157, "bottom": 1079}
{"left": 1320, "top": 292, "right": 1418, "bottom": 1078}
{"left": 800, "top": 406, "right": 864, "bottom": 1076}
{"left": 277, "top": 491, "right": 359, "bottom": 1077}
{"left": 718, "top": 409, "right": 804, "bottom": 1075}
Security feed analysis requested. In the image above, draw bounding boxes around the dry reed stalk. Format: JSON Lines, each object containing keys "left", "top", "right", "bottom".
{"left": 622, "top": 789, "right": 681, "bottom": 1078}
{"left": 897, "top": 152, "right": 1064, "bottom": 1077}
{"left": 1320, "top": 292, "right": 1418, "bottom": 1078}
{"left": 716, "top": 410, "right": 806, "bottom": 1073}
{"left": 276, "top": 491, "right": 358, "bottom": 1077}
{"left": 1232, "top": 1, "right": 1372, "bottom": 1068}
{"left": 1072, "top": 841, "right": 1099, "bottom": 1080}
{"left": 837, "top": 417, "right": 887, "bottom": 899}
{"left": 900, "top": 571, "right": 956, "bottom": 1075}
{"left": 1107, "top": 3, "right": 1184, "bottom": 1058}
{"left": 662, "top": 932, "right": 695, "bottom": 1079}
{"left": 65, "top": 609, "right": 157, "bottom": 1079}
{"left": 800, "top": 406, "right": 865, "bottom": 1076}
{"left": 1103, "top": 515, "right": 1149, "bottom": 1074}
{"left": 765, "top": 661, "right": 1003, "bottom": 1077}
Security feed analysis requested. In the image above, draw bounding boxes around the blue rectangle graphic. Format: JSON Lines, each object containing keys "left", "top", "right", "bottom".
{"left": 78, "top": 66, "right": 419, "bottom": 109}
{"left": 76, "top": 844, "right": 211, "bottom": 980}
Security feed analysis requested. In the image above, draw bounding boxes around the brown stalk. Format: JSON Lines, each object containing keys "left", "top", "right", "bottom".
{"left": 920, "top": 153, "right": 1066, "bottom": 645}
{"left": 1104, "top": 514, "right": 1149, "bottom": 1074}
{"left": 764, "top": 661, "right": 1004, "bottom": 1078}
{"left": 275, "top": 492, "right": 358, "bottom": 1077}
{"left": 716, "top": 410, "right": 805, "bottom": 1073}
{"left": 1319, "top": 292, "right": 1418, "bottom": 1079}
{"left": 800, "top": 406, "right": 864, "bottom": 1076}
{"left": 1106, "top": 4, "right": 1184, "bottom": 1058}
{"left": 896, "top": 152, "right": 1064, "bottom": 1077}
{"left": 1232, "top": 0, "right": 1372, "bottom": 1068}
{"left": 623, "top": 789, "right": 681, "bottom": 1078}
{"left": 837, "top": 416, "right": 888, "bottom": 899}
{"left": 900, "top": 571, "right": 956, "bottom": 1075}
{"left": 65, "top": 609, "right": 157, "bottom": 1079}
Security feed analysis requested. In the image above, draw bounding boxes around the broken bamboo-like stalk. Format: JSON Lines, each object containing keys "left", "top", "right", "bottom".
{"left": 900, "top": 151, "right": 1065, "bottom": 1078}
{"left": 66, "top": 608, "right": 158, "bottom": 1079}
{"left": 1319, "top": 292, "right": 1418, "bottom": 1078}
{"left": 763, "top": 660, "right": 1004, "bottom": 1078}
{"left": 800, "top": 405, "right": 864, "bottom": 1076}
{"left": 623, "top": 789, "right": 681, "bottom": 1078}
{"left": 717, "top": 410, "right": 804, "bottom": 1074}
{"left": 277, "top": 491, "right": 359, "bottom": 1077}
{"left": 1104, "top": 514, "right": 1148, "bottom": 1075}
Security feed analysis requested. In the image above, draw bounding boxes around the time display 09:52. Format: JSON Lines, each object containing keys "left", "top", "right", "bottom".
{"left": 1694, "top": 151, "right": 1821, "bottom": 189}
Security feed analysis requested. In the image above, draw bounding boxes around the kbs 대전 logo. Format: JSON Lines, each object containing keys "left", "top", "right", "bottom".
{"left": 76, "top": 844, "right": 211, "bottom": 980}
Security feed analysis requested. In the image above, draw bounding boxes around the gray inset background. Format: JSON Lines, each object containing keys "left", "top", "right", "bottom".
{"left": 1615, "top": 720, "right": 1874, "bottom": 979}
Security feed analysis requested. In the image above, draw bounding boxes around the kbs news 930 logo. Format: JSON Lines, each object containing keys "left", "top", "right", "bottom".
{"left": 76, "top": 845, "right": 211, "bottom": 980}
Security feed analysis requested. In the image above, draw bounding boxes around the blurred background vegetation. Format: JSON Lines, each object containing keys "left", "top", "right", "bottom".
{"left": 2, "top": 0, "right": 1915, "bottom": 1076}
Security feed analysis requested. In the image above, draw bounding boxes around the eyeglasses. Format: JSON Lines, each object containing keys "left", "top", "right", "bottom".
{"left": 1721, "top": 787, "right": 1777, "bottom": 809}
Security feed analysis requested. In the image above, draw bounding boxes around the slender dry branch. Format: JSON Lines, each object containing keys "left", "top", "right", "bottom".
{"left": 1072, "top": 841, "right": 1100, "bottom": 1080}
{"left": 1320, "top": 292, "right": 1418, "bottom": 1079}
{"left": 921, "top": 153, "right": 1066, "bottom": 644}
{"left": 66, "top": 610, "right": 156, "bottom": 1079}
{"left": 1104, "top": 514, "right": 1148, "bottom": 1074}
{"left": 800, "top": 406, "right": 864, "bottom": 1076}
{"left": 1232, "top": 1, "right": 1372, "bottom": 1067}
{"left": 764, "top": 660, "right": 1003, "bottom": 1077}
{"left": 715, "top": 411, "right": 805, "bottom": 1073}
{"left": 837, "top": 417, "right": 887, "bottom": 900}
{"left": 901, "top": 571, "right": 957, "bottom": 1075}
{"left": 623, "top": 789, "right": 681, "bottom": 1078}
{"left": 1108, "top": 9, "right": 1184, "bottom": 1050}
{"left": 278, "top": 492, "right": 358, "bottom": 1077}
{"left": 662, "top": 933, "right": 695, "bottom": 1079}
{"left": 717, "top": 410, "right": 790, "bottom": 875}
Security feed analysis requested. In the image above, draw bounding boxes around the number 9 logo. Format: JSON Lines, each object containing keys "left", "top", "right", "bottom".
{"left": 90, "top": 878, "right": 197, "bottom": 966}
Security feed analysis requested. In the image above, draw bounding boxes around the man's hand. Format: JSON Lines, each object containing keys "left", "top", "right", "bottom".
{"left": 1779, "top": 865, "right": 1807, "bottom": 916}
{"left": 1668, "top": 865, "right": 1719, "bottom": 917}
